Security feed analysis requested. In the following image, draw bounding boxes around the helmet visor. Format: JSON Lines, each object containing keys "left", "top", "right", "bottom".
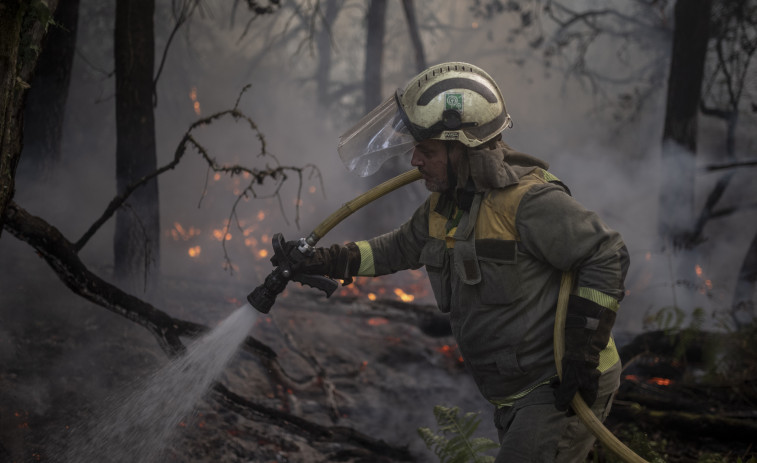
{"left": 337, "top": 95, "right": 416, "bottom": 177}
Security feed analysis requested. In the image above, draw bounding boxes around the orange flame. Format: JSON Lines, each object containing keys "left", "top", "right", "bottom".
{"left": 394, "top": 288, "right": 415, "bottom": 302}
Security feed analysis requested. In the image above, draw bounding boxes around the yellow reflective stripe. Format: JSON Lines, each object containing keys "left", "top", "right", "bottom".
{"left": 489, "top": 377, "right": 555, "bottom": 408}
{"left": 598, "top": 336, "right": 620, "bottom": 372}
{"left": 542, "top": 170, "right": 560, "bottom": 183}
{"left": 355, "top": 240, "right": 375, "bottom": 276}
{"left": 577, "top": 287, "right": 619, "bottom": 312}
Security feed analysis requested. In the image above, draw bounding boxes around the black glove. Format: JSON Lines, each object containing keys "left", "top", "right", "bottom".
{"left": 272, "top": 241, "right": 361, "bottom": 281}
{"left": 554, "top": 294, "right": 616, "bottom": 412}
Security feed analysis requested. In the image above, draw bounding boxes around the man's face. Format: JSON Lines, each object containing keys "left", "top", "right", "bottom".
{"left": 411, "top": 140, "right": 464, "bottom": 192}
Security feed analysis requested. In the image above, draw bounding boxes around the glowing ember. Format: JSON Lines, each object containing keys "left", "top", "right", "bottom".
{"left": 258, "top": 249, "right": 268, "bottom": 258}
{"left": 368, "top": 317, "right": 389, "bottom": 326}
{"left": 623, "top": 374, "right": 639, "bottom": 382}
{"left": 367, "top": 293, "right": 377, "bottom": 301}
{"left": 189, "top": 86, "right": 201, "bottom": 115}
{"left": 188, "top": 246, "right": 201, "bottom": 258}
{"left": 648, "top": 377, "right": 672, "bottom": 386}
{"left": 394, "top": 288, "right": 414, "bottom": 302}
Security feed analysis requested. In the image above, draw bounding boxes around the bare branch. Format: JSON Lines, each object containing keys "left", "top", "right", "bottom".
{"left": 75, "top": 97, "right": 320, "bottom": 253}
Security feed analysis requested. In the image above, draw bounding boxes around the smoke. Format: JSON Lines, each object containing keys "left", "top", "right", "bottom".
{"left": 3, "top": 0, "right": 756, "bottom": 460}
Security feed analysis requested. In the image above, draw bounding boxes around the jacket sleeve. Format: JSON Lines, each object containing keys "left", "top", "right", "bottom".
{"left": 515, "top": 183, "right": 630, "bottom": 307}
{"left": 354, "top": 197, "right": 431, "bottom": 277}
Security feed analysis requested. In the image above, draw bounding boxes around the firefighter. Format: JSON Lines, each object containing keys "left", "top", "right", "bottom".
{"left": 285, "top": 62, "right": 629, "bottom": 462}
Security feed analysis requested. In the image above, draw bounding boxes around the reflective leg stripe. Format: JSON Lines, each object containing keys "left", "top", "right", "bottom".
{"left": 355, "top": 240, "right": 375, "bottom": 276}
{"left": 489, "top": 377, "right": 556, "bottom": 409}
{"left": 577, "top": 287, "right": 619, "bottom": 312}
{"left": 598, "top": 336, "right": 620, "bottom": 372}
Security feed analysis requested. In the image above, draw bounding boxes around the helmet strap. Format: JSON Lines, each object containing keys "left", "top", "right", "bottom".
{"left": 445, "top": 142, "right": 457, "bottom": 193}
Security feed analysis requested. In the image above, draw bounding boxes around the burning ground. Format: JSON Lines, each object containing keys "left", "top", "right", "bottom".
{"left": 1, "top": 204, "right": 756, "bottom": 462}
{"left": 0, "top": 237, "right": 494, "bottom": 462}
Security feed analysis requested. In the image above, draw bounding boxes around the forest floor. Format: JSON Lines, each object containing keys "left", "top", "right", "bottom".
{"left": 1, "top": 238, "right": 755, "bottom": 462}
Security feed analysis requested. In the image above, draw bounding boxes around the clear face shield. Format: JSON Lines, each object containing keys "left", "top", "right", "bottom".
{"left": 337, "top": 94, "right": 417, "bottom": 177}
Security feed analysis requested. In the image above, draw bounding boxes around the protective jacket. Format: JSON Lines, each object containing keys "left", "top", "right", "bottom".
{"left": 353, "top": 142, "right": 629, "bottom": 405}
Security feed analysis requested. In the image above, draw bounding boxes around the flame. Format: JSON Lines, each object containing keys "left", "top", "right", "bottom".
{"left": 189, "top": 86, "right": 201, "bottom": 115}
{"left": 623, "top": 374, "right": 640, "bottom": 382}
{"left": 367, "top": 293, "right": 377, "bottom": 301}
{"left": 188, "top": 246, "right": 201, "bottom": 258}
{"left": 394, "top": 288, "right": 415, "bottom": 302}
{"left": 212, "top": 229, "right": 232, "bottom": 241}
{"left": 169, "top": 222, "right": 201, "bottom": 241}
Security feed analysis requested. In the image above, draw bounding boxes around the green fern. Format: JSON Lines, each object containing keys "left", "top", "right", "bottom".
{"left": 417, "top": 405, "right": 499, "bottom": 463}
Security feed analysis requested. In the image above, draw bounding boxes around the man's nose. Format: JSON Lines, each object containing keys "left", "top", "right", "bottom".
{"left": 410, "top": 149, "right": 422, "bottom": 167}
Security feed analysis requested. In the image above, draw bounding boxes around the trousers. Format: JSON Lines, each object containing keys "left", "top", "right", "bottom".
{"left": 493, "top": 361, "right": 621, "bottom": 462}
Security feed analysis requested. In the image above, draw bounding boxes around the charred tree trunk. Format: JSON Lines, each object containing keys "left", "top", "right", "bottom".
{"left": 364, "top": 0, "right": 387, "bottom": 113}
{"left": 114, "top": 0, "right": 160, "bottom": 289}
{"left": 0, "top": 1, "right": 59, "bottom": 237}
{"left": 732, "top": 229, "right": 757, "bottom": 327}
{"left": 21, "top": 0, "right": 80, "bottom": 177}
{"left": 658, "top": 0, "right": 712, "bottom": 249}
{"left": 316, "top": 0, "right": 342, "bottom": 107}
{"left": 401, "top": 0, "right": 426, "bottom": 72}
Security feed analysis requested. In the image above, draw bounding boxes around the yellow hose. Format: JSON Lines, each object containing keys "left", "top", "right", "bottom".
{"left": 306, "top": 168, "right": 423, "bottom": 246}
{"left": 309, "top": 168, "right": 645, "bottom": 461}
{"left": 554, "top": 272, "right": 648, "bottom": 463}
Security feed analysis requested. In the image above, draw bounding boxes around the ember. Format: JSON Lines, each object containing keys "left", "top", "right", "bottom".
{"left": 367, "top": 317, "right": 389, "bottom": 326}
{"left": 189, "top": 86, "right": 201, "bottom": 115}
{"left": 648, "top": 377, "right": 673, "bottom": 386}
{"left": 393, "top": 288, "right": 414, "bottom": 302}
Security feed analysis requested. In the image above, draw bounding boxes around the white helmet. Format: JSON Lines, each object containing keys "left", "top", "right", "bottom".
{"left": 338, "top": 62, "right": 512, "bottom": 176}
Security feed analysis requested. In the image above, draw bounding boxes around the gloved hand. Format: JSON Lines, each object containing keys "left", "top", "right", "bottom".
{"left": 272, "top": 241, "right": 361, "bottom": 282}
{"left": 554, "top": 294, "right": 616, "bottom": 412}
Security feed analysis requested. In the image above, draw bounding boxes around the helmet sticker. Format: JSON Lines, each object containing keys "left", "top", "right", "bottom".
{"left": 445, "top": 93, "right": 463, "bottom": 113}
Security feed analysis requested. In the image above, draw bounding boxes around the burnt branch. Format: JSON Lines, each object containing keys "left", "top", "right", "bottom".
{"left": 4, "top": 202, "right": 189, "bottom": 356}
{"left": 211, "top": 383, "right": 414, "bottom": 461}
{"left": 3, "top": 201, "right": 416, "bottom": 458}
{"left": 75, "top": 102, "right": 321, "bottom": 254}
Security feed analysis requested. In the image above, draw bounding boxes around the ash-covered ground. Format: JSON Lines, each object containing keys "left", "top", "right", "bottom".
{"left": 0, "top": 237, "right": 497, "bottom": 462}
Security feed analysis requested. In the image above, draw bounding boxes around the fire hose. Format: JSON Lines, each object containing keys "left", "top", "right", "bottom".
{"left": 249, "top": 168, "right": 647, "bottom": 462}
